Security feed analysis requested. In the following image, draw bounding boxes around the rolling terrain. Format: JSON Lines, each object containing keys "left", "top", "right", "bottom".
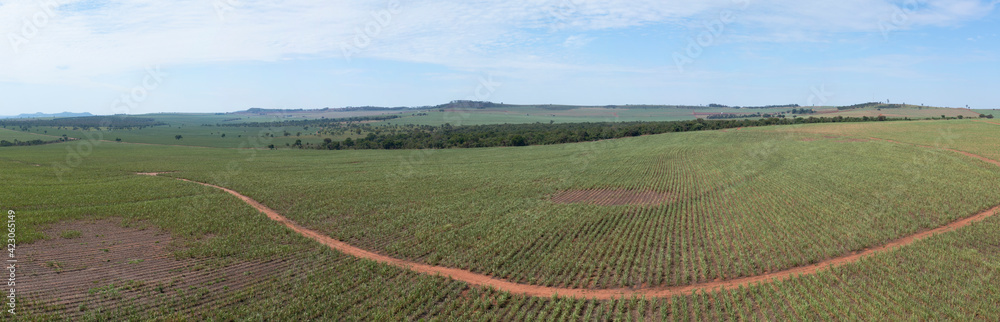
{"left": 3, "top": 118, "right": 1000, "bottom": 319}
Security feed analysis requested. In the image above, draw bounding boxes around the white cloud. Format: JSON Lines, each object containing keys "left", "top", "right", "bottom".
{"left": 561, "top": 34, "right": 593, "bottom": 48}
{"left": 0, "top": 0, "right": 995, "bottom": 86}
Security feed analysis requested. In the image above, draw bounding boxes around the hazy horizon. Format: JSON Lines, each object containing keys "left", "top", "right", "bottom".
{"left": 2, "top": 0, "right": 998, "bottom": 115}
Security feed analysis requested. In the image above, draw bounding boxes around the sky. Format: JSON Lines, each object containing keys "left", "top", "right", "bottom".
{"left": 0, "top": 0, "right": 998, "bottom": 115}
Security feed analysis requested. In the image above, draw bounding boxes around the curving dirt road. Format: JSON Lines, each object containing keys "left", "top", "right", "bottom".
{"left": 137, "top": 141, "right": 1000, "bottom": 300}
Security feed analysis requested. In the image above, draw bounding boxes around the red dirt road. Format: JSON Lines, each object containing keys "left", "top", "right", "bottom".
{"left": 137, "top": 142, "right": 1000, "bottom": 299}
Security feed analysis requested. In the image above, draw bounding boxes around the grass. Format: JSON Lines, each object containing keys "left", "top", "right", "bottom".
{"left": 0, "top": 127, "right": 63, "bottom": 141}
{"left": 60, "top": 230, "right": 82, "bottom": 239}
{"left": 378, "top": 106, "right": 750, "bottom": 126}
{"left": 760, "top": 119, "right": 1000, "bottom": 161}
{"left": 175, "top": 122, "right": 1000, "bottom": 289}
{"left": 4, "top": 119, "right": 1000, "bottom": 319}
{"left": 2, "top": 105, "right": 980, "bottom": 150}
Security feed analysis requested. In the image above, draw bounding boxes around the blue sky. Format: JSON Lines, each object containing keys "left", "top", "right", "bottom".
{"left": 0, "top": 0, "right": 998, "bottom": 115}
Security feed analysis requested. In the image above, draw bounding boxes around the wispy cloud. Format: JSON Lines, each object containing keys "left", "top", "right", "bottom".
{"left": 0, "top": 0, "right": 995, "bottom": 85}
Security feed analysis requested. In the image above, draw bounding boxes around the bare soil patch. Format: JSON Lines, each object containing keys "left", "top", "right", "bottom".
{"left": 136, "top": 172, "right": 175, "bottom": 176}
{"left": 550, "top": 189, "right": 671, "bottom": 206}
{"left": 21, "top": 219, "right": 292, "bottom": 318}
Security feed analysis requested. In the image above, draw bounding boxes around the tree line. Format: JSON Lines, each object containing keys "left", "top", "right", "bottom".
{"left": 309, "top": 115, "right": 898, "bottom": 150}
{"left": 0, "top": 138, "right": 67, "bottom": 147}
{"left": 0, "top": 116, "right": 164, "bottom": 130}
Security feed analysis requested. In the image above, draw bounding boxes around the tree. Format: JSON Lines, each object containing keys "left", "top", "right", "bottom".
{"left": 175, "top": 135, "right": 183, "bottom": 140}
{"left": 268, "top": 144, "right": 275, "bottom": 150}
{"left": 221, "top": 133, "right": 226, "bottom": 137}
{"left": 510, "top": 135, "right": 526, "bottom": 146}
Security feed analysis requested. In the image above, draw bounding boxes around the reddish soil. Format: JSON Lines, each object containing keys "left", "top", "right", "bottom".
{"left": 22, "top": 219, "right": 294, "bottom": 317}
{"left": 834, "top": 139, "right": 870, "bottom": 143}
{"left": 136, "top": 172, "right": 174, "bottom": 176}
{"left": 550, "top": 189, "right": 671, "bottom": 206}
{"left": 141, "top": 139, "right": 1000, "bottom": 300}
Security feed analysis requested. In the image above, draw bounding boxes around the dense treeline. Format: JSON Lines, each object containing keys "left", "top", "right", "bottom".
{"left": 838, "top": 102, "right": 880, "bottom": 110}
{"left": 743, "top": 104, "right": 801, "bottom": 109}
{"left": 0, "top": 138, "right": 67, "bottom": 147}
{"left": 706, "top": 113, "right": 781, "bottom": 120}
{"left": 309, "top": 115, "right": 897, "bottom": 150}
{"left": 0, "top": 116, "right": 164, "bottom": 130}
{"left": 436, "top": 100, "right": 503, "bottom": 109}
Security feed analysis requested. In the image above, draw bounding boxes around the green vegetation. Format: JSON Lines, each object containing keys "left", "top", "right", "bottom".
{"left": 0, "top": 128, "right": 67, "bottom": 147}
{"left": 311, "top": 115, "right": 897, "bottom": 150}
{"left": 761, "top": 120, "right": 1000, "bottom": 161}
{"left": 188, "top": 123, "right": 999, "bottom": 290}
{"left": 60, "top": 230, "right": 82, "bottom": 239}
{"left": 0, "top": 103, "right": 980, "bottom": 150}
{"left": 6, "top": 117, "right": 1000, "bottom": 319}
{"left": 0, "top": 128, "right": 63, "bottom": 141}
{"left": 0, "top": 115, "right": 164, "bottom": 129}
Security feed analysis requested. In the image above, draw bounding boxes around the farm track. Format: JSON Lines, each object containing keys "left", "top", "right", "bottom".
{"left": 138, "top": 140, "right": 1000, "bottom": 300}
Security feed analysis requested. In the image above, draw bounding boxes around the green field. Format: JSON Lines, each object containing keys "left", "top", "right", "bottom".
{"left": 8, "top": 121, "right": 358, "bottom": 149}
{"left": 3, "top": 107, "right": 774, "bottom": 148}
{"left": 378, "top": 106, "right": 794, "bottom": 126}
{"left": 0, "top": 128, "right": 63, "bottom": 142}
{"left": 3, "top": 118, "right": 999, "bottom": 319}
{"left": 766, "top": 120, "right": 1000, "bottom": 161}
{"left": 826, "top": 105, "right": 983, "bottom": 119}
{"left": 2, "top": 104, "right": 983, "bottom": 151}
{"left": 973, "top": 109, "right": 999, "bottom": 117}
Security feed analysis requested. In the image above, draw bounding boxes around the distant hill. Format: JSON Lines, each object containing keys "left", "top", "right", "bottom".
{"left": 0, "top": 112, "right": 93, "bottom": 119}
